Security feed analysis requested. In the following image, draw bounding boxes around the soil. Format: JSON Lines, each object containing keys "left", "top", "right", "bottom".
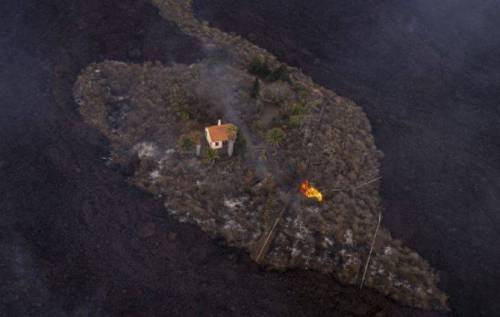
{"left": 0, "top": 0, "right": 445, "bottom": 316}
{"left": 192, "top": 1, "right": 500, "bottom": 316}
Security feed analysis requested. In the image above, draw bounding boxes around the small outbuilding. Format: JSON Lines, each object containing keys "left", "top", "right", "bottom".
{"left": 205, "top": 119, "right": 237, "bottom": 156}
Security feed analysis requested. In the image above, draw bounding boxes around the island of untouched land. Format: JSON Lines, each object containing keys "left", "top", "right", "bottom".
{"left": 73, "top": 0, "right": 448, "bottom": 310}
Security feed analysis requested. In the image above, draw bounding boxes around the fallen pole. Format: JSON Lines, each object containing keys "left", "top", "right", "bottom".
{"left": 255, "top": 197, "right": 291, "bottom": 263}
{"left": 360, "top": 212, "right": 382, "bottom": 289}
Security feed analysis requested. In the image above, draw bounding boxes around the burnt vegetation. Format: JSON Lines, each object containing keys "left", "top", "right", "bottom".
{"left": 71, "top": 0, "right": 450, "bottom": 311}
{"left": 74, "top": 53, "right": 447, "bottom": 310}
{"left": 248, "top": 57, "right": 290, "bottom": 82}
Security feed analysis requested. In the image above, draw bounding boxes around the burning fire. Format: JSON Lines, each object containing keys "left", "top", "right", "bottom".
{"left": 299, "top": 180, "right": 323, "bottom": 202}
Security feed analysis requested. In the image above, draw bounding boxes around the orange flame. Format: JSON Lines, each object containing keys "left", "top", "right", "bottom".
{"left": 300, "top": 180, "right": 323, "bottom": 202}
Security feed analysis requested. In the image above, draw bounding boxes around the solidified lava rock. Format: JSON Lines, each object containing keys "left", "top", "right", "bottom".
{"left": 72, "top": 0, "right": 448, "bottom": 310}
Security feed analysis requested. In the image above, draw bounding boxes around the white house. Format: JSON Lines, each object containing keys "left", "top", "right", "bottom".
{"left": 205, "top": 119, "right": 237, "bottom": 156}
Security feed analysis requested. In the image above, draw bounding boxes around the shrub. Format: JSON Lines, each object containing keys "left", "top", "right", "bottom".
{"left": 177, "top": 131, "right": 201, "bottom": 153}
{"left": 266, "top": 127, "right": 286, "bottom": 146}
{"left": 247, "top": 58, "right": 290, "bottom": 82}
{"left": 288, "top": 114, "right": 304, "bottom": 128}
{"left": 179, "top": 136, "right": 194, "bottom": 152}
{"left": 250, "top": 78, "right": 260, "bottom": 99}
{"left": 261, "top": 82, "right": 293, "bottom": 106}
{"left": 234, "top": 129, "right": 247, "bottom": 154}
{"left": 290, "top": 101, "right": 309, "bottom": 116}
{"left": 251, "top": 121, "right": 265, "bottom": 134}
{"left": 292, "top": 83, "right": 310, "bottom": 100}
{"left": 167, "top": 83, "right": 191, "bottom": 120}
{"left": 268, "top": 64, "right": 290, "bottom": 82}
{"left": 227, "top": 125, "right": 238, "bottom": 140}
{"left": 178, "top": 110, "right": 190, "bottom": 121}
{"left": 202, "top": 147, "right": 219, "bottom": 164}
{"left": 248, "top": 57, "right": 271, "bottom": 78}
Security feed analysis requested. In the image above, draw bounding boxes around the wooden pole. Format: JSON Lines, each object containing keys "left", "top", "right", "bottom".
{"left": 360, "top": 212, "right": 382, "bottom": 289}
{"left": 255, "top": 199, "right": 290, "bottom": 263}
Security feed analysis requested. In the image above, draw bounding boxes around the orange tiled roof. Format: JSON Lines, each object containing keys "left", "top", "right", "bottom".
{"left": 206, "top": 123, "right": 237, "bottom": 142}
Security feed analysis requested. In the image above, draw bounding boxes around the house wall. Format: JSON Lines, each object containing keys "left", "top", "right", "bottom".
{"left": 205, "top": 128, "right": 223, "bottom": 149}
{"left": 211, "top": 141, "right": 223, "bottom": 149}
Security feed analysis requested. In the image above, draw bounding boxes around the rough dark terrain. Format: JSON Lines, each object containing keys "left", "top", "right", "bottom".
{"left": 0, "top": 0, "right": 446, "bottom": 316}
{"left": 192, "top": 0, "right": 500, "bottom": 316}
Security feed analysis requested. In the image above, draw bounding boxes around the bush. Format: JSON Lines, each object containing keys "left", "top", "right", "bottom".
{"left": 234, "top": 129, "right": 247, "bottom": 154}
{"left": 250, "top": 78, "right": 260, "bottom": 99}
{"left": 248, "top": 58, "right": 289, "bottom": 82}
{"left": 251, "top": 121, "right": 265, "bottom": 134}
{"left": 288, "top": 115, "right": 304, "bottom": 128}
{"left": 167, "top": 83, "right": 191, "bottom": 120}
{"left": 266, "top": 127, "right": 286, "bottom": 146}
{"left": 290, "top": 101, "right": 309, "bottom": 116}
{"left": 248, "top": 57, "right": 271, "bottom": 78}
{"left": 179, "top": 136, "right": 194, "bottom": 152}
{"left": 202, "top": 147, "right": 219, "bottom": 164}
{"left": 292, "top": 83, "right": 310, "bottom": 100}
{"left": 261, "top": 82, "right": 293, "bottom": 106}
{"left": 177, "top": 131, "right": 202, "bottom": 153}
{"left": 268, "top": 64, "right": 290, "bottom": 82}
